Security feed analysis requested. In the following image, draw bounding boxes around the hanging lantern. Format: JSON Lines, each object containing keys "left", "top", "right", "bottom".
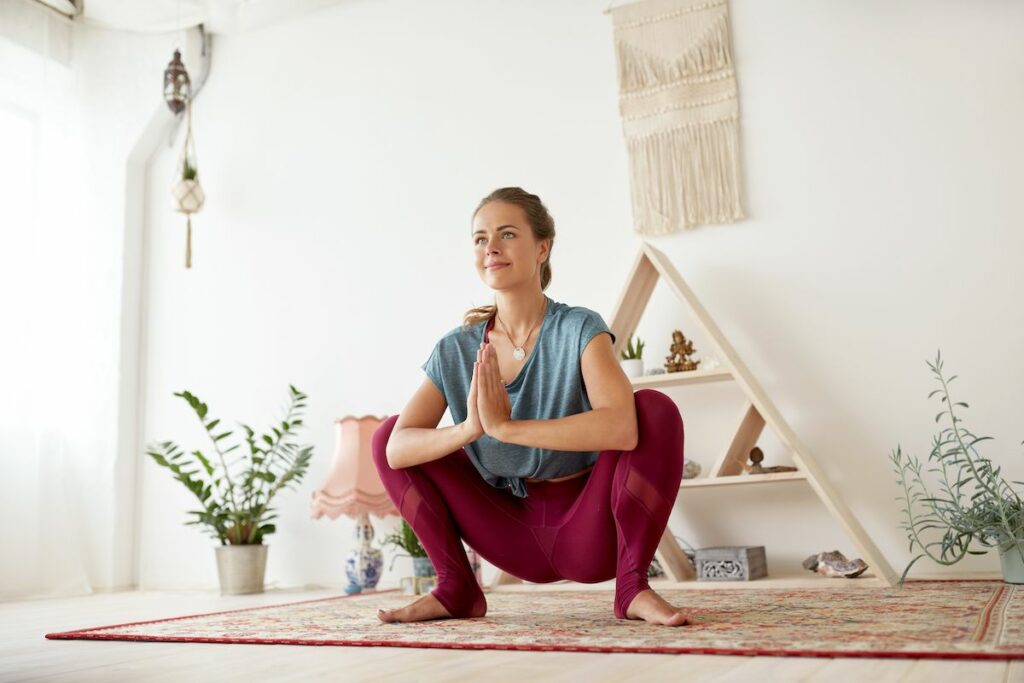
{"left": 171, "top": 99, "right": 205, "bottom": 269}
{"left": 163, "top": 48, "right": 190, "bottom": 114}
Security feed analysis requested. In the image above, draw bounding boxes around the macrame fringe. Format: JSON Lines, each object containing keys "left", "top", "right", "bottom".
{"left": 185, "top": 215, "right": 192, "bottom": 269}
{"left": 626, "top": 117, "right": 744, "bottom": 234}
{"left": 615, "top": 12, "right": 731, "bottom": 94}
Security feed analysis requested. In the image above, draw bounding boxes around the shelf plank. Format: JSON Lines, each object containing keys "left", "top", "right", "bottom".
{"left": 680, "top": 471, "right": 807, "bottom": 488}
{"left": 608, "top": 248, "right": 660, "bottom": 360}
{"left": 713, "top": 402, "right": 766, "bottom": 476}
{"left": 630, "top": 367, "right": 734, "bottom": 388}
{"left": 655, "top": 532, "right": 697, "bottom": 581}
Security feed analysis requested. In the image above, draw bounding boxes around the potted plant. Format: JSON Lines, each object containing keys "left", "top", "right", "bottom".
{"left": 890, "top": 351, "right": 1024, "bottom": 586}
{"left": 620, "top": 334, "right": 645, "bottom": 379}
{"left": 382, "top": 519, "right": 435, "bottom": 578}
{"left": 172, "top": 158, "right": 205, "bottom": 214}
{"left": 146, "top": 384, "right": 314, "bottom": 595}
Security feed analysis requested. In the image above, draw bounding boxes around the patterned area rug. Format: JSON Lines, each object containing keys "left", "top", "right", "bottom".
{"left": 45, "top": 580, "right": 1024, "bottom": 659}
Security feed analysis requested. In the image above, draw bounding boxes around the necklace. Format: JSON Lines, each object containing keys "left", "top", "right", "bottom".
{"left": 496, "top": 300, "right": 546, "bottom": 361}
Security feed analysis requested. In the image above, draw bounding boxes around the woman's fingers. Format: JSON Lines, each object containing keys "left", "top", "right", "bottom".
{"left": 472, "top": 344, "right": 482, "bottom": 394}
{"left": 483, "top": 343, "right": 498, "bottom": 391}
{"left": 478, "top": 343, "right": 505, "bottom": 411}
{"left": 484, "top": 343, "right": 495, "bottom": 381}
{"left": 478, "top": 348, "right": 489, "bottom": 399}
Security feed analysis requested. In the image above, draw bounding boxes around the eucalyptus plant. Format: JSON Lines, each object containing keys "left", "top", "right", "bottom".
{"left": 146, "top": 385, "right": 314, "bottom": 546}
{"left": 890, "top": 351, "right": 1024, "bottom": 586}
{"left": 620, "top": 334, "right": 645, "bottom": 360}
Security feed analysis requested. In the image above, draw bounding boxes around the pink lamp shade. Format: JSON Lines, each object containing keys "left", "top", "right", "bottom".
{"left": 310, "top": 414, "right": 398, "bottom": 520}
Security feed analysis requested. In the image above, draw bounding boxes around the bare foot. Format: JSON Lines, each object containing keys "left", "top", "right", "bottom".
{"left": 377, "top": 592, "right": 453, "bottom": 623}
{"left": 624, "top": 589, "right": 691, "bottom": 626}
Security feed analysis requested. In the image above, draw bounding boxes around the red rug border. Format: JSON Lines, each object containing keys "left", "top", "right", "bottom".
{"left": 43, "top": 579, "right": 1024, "bottom": 661}
{"left": 43, "top": 632, "right": 1024, "bottom": 661}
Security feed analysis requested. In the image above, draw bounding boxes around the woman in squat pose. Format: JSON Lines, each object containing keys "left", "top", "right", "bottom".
{"left": 372, "top": 187, "right": 689, "bottom": 626}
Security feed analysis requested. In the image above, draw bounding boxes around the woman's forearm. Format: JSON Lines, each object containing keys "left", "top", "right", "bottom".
{"left": 385, "top": 422, "right": 477, "bottom": 470}
{"left": 496, "top": 408, "right": 637, "bottom": 453}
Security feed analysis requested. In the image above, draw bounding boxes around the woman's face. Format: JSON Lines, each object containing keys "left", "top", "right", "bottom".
{"left": 471, "top": 201, "right": 548, "bottom": 290}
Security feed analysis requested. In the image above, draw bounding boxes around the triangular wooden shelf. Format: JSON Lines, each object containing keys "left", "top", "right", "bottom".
{"left": 491, "top": 241, "right": 897, "bottom": 589}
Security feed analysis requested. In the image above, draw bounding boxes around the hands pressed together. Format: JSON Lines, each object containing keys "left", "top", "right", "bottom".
{"left": 465, "top": 341, "right": 512, "bottom": 442}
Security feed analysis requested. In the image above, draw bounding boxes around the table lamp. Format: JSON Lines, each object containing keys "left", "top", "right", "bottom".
{"left": 310, "top": 414, "right": 397, "bottom": 593}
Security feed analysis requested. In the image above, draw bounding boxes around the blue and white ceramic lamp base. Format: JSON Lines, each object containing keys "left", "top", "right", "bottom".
{"left": 344, "top": 512, "right": 383, "bottom": 594}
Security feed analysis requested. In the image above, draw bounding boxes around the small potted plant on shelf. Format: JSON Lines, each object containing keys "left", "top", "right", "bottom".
{"left": 620, "top": 334, "right": 645, "bottom": 379}
{"left": 890, "top": 351, "right": 1024, "bottom": 586}
{"left": 382, "top": 519, "right": 435, "bottom": 579}
{"left": 146, "top": 385, "right": 314, "bottom": 595}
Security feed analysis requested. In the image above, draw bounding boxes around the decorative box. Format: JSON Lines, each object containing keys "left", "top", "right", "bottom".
{"left": 695, "top": 545, "right": 767, "bottom": 581}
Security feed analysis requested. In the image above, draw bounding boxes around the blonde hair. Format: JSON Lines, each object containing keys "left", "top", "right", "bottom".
{"left": 462, "top": 187, "right": 556, "bottom": 329}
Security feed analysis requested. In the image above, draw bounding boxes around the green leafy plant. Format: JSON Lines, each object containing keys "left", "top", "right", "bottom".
{"left": 620, "top": 334, "right": 645, "bottom": 360}
{"left": 381, "top": 518, "right": 427, "bottom": 558}
{"left": 182, "top": 160, "right": 198, "bottom": 181}
{"left": 890, "top": 351, "right": 1024, "bottom": 586}
{"left": 146, "top": 385, "right": 314, "bottom": 546}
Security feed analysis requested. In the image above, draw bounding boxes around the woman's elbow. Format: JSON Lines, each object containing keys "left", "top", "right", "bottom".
{"left": 619, "top": 419, "right": 639, "bottom": 452}
{"left": 384, "top": 440, "right": 404, "bottom": 470}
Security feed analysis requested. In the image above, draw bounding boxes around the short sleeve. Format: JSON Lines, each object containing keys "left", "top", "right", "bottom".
{"left": 420, "top": 339, "right": 445, "bottom": 396}
{"left": 577, "top": 309, "right": 616, "bottom": 359}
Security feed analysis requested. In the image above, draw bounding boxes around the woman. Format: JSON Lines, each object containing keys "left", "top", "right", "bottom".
{"left": 372, "top": 187, "right": 689, "bottom": 626}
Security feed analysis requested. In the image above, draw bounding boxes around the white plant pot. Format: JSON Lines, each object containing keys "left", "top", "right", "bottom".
{"left": 172, "top": 178, "right": 206, "bottom": 213}
{"left": 215, "top": 544, "right": 268, "bottom": 595}
{"left": 620, "top": 358, "right": 644, "bottom": 379}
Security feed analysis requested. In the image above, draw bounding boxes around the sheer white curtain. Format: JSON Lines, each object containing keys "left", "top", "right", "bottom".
{"left": 0, "top": 11, "right": 118, "bottom": 601}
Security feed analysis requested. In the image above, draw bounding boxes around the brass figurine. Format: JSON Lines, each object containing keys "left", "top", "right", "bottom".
{"left": 665, "top": 330, "right": 701, "bottom": 372}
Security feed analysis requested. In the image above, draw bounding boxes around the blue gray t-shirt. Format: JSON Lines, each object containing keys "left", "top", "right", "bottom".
{"left": 420, "top": 295, "right": 617, "bottom": 498}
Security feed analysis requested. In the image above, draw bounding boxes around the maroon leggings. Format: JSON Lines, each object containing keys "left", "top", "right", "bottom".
{"left": 371, "top": 388, "right": 684, "bottom": 619}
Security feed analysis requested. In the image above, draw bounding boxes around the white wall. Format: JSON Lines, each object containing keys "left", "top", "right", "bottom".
{"left": 137, "top": 0, "right": 1024, "bottom": 591}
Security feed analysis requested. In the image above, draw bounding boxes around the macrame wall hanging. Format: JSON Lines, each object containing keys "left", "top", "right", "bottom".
{"left": 606, "top": 0, "right": 744, "bottom": 234}
{"left": 170, "top": 98, "right": 205, "bottom": 269}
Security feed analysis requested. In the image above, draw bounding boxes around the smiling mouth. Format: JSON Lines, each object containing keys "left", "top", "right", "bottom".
{"left": 487, "top": 263, "right": 509, "bottom": 269}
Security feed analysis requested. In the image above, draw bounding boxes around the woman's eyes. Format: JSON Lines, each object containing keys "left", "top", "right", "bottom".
{"left": 475, "top": 232, "right": 514, "bottom": 244}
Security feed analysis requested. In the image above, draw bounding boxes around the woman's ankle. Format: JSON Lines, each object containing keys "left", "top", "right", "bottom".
{"left": 432, "top": 584, "right": 487, "bottom": 619}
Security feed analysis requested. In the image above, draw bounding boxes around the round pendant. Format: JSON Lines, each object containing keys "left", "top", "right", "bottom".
{"left": 512, "top": 346, "right": 526, "bottom": 361}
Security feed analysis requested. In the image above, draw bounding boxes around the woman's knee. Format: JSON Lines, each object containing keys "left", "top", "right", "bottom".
{"left": 634, "top": 389, "right": 684, "bottom": 434}
{"left": 631, "top": 390, "right": 684, "bottom": 480}
{"left": 371, "top": 415, "right": 400, "bottom": 471}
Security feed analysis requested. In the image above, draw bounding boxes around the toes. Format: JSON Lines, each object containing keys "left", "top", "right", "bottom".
{"left": 378, "top": 607, "right": 407, "bottom": 623}
{"left": 665, "top": 611, "right": 690, "bottom": 626}
{"left": 669, "top": 614, "right": 686, "bottom": 626}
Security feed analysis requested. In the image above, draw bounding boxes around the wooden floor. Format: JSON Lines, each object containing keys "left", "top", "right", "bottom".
{"left": 3, "top": 585, "right": 1021, "bottom": 683}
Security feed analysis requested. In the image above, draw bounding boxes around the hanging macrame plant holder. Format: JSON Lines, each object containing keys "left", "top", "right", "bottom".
{"left": 171, "top": 98, "right": 205, "bottom": 268}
